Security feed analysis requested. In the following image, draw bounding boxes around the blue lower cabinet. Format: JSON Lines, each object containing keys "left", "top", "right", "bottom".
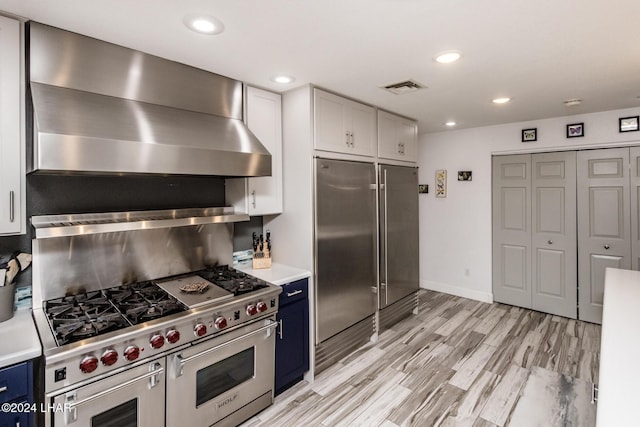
{"left": 0, "top": 362, "right": 34, "bottom": 427}
{"left": 0, "top": 404, "right": 29, "bottom": 427}
{"left": 275, "top": 279, "right": 309, "bottom": 395}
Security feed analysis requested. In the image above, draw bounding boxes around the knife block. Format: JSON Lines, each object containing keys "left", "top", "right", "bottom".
{"left": 252, "top": 247, "right": 272, "bottom": 269}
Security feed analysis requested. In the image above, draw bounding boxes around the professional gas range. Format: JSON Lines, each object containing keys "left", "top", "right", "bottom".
{"left": 34, "top": 263, "right": 281, "bottom": 427}
{"left": 41, "top": 266, "right": 273, "bottom": 348}
{"left": 30, "top": 208, "right": 284, "bottom": 427}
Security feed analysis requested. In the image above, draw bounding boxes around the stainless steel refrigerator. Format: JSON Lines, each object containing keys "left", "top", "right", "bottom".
{"left": 378, "top": 164, "right": 420, "bottom": 327}
{"left": 314, "top": 158, "right": 419, "bottom": 371}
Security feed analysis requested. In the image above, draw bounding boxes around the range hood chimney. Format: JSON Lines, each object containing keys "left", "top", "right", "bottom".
{"left": 27, "top": 22, "right": 271, "bottom": 177}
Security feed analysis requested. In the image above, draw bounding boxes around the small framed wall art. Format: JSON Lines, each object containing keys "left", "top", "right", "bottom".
{"left": 566, "top": 122, "right": 584, "bottom": 138}
{"left": 435, "top": 170, "right": 447, "bottom": 198}
{"left": 521, "top": 128, "right": 537, "bottom": 142}
{"left": 458, "top": 171, "right": 472, "bottom": 181}
{"left": 619, "top": 116, "right": 639, "bottom": 132}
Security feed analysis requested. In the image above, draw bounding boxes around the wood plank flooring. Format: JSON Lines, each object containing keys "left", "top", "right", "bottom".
{"left": 242, "top": 289, "right": 600, "bottom": 427}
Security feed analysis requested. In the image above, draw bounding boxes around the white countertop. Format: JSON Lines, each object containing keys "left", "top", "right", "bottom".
{"left": 596, "top": 268, "right": 640, "bottom": 426}
{"left": 236, "top": 262, "right": 311, "bottom": 286}
{"left": 0, "top": 309, "right": 41, "bottom": 369}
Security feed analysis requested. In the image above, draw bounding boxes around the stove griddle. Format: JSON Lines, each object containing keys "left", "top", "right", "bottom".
{"left": 156, "top": 275, "right": 233, "bottom": 309}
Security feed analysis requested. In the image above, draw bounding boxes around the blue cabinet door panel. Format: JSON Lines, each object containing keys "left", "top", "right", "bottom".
{"left": 0, "top": 363, "right": 28, "bottom": 404}
{"left": 275, "top": 278, "right": 310, "bottom": 395}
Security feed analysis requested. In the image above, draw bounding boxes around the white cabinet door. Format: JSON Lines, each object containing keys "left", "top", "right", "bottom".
{"left": 377, "top": 110, "right": 417, "bottom": 162}
{"left": 348, "top": 100, "right": 376, "bottom": 157}
{"left": 226, "top": 87, "right": 282, "bottom": 216}
{"left": 313, "top": 89, "right": 375, "bottom": 157}
{"left": 0, "top": 16, "right": 22, "bottom": 234}
{"left": 314, "top": 89, "right": 349, "bottom": 154}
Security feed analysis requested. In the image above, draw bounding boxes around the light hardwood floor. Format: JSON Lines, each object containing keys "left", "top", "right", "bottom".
{"left": 243, "top": 289, "right": 600, "bottom": 427}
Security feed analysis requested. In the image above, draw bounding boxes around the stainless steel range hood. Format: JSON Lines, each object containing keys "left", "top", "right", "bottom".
{"left": 27, "top": 22, "right": 271, "bottom": 177}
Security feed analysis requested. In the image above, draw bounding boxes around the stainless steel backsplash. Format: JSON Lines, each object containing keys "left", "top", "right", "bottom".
{"left": 32, "top": 223, "right": 233, "bottom": 307}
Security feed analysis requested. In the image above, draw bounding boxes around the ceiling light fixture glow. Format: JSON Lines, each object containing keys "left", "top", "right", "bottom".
{"left": 563, "top": 99, "right": 582, "bottom": 107}
{"left": 434, "top": 51, "right": 462, "bottom": 64}
{"left": 445, "top": 121, "right": 457, "bottom": 127}
{"left": 184, "top": 14, "right": 225, "bottom": 35}
{"left": 492, "top": 97, "right": 511, "bottom": 104}
{"left": 272, "top": 75, "right": 295, "bottom": 84}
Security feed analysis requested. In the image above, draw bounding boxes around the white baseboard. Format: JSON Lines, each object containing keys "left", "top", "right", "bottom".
{"left": 421, "top": 280, "right": 493, "bottom": 303}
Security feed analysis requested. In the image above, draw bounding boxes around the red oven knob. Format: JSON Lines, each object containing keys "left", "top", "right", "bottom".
{"left": 123, "top": 345, "right": 140, "bottom": 362}
{"left": 214, "top": 317, "right": 228, "bottom": 329}
{"left": 257, "top": 301, "right": 268, "bottom": 313}
{"left": 166, "top": 329, "right": 181, "bottom": 344}
{"left": 246, "top": 304, "right": 258, "bottom": 316}
{"left": 194, "top": 323, "right": 207, "bottom": 337}
{"left": 100, "top": 349, "right": 118, "bottom": 366}
{"left": 150, "top": 334, "right": 165, "bottom": 349}
{"left": 80, "top": 355, "right": 99, "bottom": 373}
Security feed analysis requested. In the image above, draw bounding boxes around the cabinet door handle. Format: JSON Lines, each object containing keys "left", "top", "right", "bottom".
{"left": 286, "top": 289, "right": 303, "bottom": 297}
{"left": 345, "top": 131, "right": 350, "bottom": 147}
{"left": 604, "top": 244, "right": 610, "bottom": 250}
{"left": 350, "top": 132, "right": 354, "bottom": 147}
{"left": 278, "top": 319, "right": 283, "bottom": 340}
{"left": 548, "top": 240, "right": 553, "bottom": 245}
{"left": 9, "top": 191, "right": 14, "bottom": 223}
{"left": 251, "top": 190, "right": 256, "bottom": 208}
{"left": 0, "top": 385, "right": 7, "bottom": 393}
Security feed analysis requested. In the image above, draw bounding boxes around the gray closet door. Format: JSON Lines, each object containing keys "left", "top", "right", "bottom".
{"left": 531, "top": 152, "right": 577, "bottom": 319}
{"left": 493, "top": 155, "right": 532, "bottom": 308}
{"left": 577, "top": 148, "right": 631, "bottom": 324}
{"left": 631, "top": 146, "right": 640, "bottom": 270}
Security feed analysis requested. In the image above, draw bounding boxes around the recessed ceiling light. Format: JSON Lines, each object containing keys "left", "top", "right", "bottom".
{"left": 271, "top": 75, "right": 295, "bottom": 84}
{"left": 434, "top": 51, "right": 462, "bottom": 64}
{"left": 563, "top": 99, "right": 582, "bottom": 107}
{"left": 184, "top": 14, "right": 224, "bottom": 35}
{"left": 492, "top": 97, "right": 511, "bottom": 104}
{"left": 445, "top": 121, "right": 457, "bottom": 127}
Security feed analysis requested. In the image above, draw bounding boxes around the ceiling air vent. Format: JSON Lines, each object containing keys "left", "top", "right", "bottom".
{"left": 382, "top": 79, "right": 426, "bottom": 95}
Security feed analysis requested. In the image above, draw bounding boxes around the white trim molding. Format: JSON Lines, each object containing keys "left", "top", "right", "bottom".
{"left": 420, "top": 280, "right": 493, "bottom": 304}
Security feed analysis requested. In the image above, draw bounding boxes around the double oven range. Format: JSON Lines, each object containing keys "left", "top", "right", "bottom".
{"left": 30, "top": 208, "right": 282, "bottom": 427}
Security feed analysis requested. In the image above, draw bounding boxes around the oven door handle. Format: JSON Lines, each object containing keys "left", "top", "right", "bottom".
{"left": 64, "top": 363, "right": 163, "bottom": 425}
{"left": 173, "top": 320, "right": 278, "bottom": 377}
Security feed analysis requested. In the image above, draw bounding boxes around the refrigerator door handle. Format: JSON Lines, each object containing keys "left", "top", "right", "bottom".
{"left": 382, "top": 168, "right": 389, "bottom": 306}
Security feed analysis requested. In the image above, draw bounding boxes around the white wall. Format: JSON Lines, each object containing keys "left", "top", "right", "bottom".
{"left": 418, "top": 107, "right": 640, "bottom": 302}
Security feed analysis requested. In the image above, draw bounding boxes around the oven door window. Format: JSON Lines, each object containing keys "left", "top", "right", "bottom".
{"left": 91, "top": 398, "right": 137, "bottom": 427}
{"left": 196, "top": 347, "right": 255, "bottom": 407}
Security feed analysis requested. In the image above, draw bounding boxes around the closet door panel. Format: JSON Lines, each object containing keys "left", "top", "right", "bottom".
{"left": 493, "top": 155, "right": 532, "bottom": 308}
{"left": 577, "top": 148, "right": 631, "bottom": 324}
{"left": 531, "top": 151, "right": 577, "bottom": 319}
{"left": 630, "top": 147, "right": 640, "bottom": 270}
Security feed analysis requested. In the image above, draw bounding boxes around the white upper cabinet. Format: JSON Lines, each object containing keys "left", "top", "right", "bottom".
{"left": 0, "top": 16, "right": 23, "bottom": 234}
{"left": 226, "top": 86, "right": 283, "bottom": 216}
{"left": 377, "top": 110, "right": 418, "bottom": 163}
{"left": 313, "top": 89, "right": 376, "bottom": 157}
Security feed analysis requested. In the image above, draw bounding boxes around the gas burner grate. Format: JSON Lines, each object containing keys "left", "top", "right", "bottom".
{"left": 46, "top": 294, "right": 130, "bottom": 346}
{"left": 107, "top": 283, "right": 187, "bottom": 325}
{"left": 198, "top": 266, "right": 269, "bottom": 296}
{"left": 45, "top": 281, "right": 188, "bottom": 346}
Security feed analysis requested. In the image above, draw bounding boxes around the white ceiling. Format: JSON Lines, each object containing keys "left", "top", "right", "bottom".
{"left": 1, "top": 0, "right": 639, "bottom": 133}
